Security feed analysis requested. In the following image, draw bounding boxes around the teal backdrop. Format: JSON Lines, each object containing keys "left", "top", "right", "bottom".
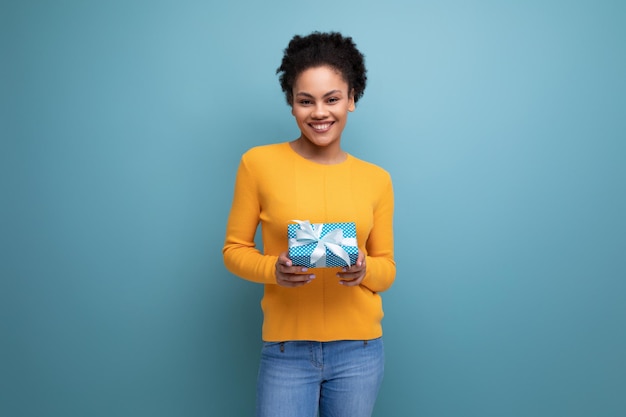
{"left": 2, "top": 1, "right": 625, "bottom": 416}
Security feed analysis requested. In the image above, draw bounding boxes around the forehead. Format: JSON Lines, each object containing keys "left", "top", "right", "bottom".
{"left": 293, "top": 66, "right": 349, "bottom": 92}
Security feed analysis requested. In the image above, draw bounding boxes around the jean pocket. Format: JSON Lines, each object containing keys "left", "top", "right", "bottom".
{"left": 262, "top": 341, "right": 286, "bottom": 353}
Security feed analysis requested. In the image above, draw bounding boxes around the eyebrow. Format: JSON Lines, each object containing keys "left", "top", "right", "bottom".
{"left": 295, "top": 90, "right": 343, "bottom": 98}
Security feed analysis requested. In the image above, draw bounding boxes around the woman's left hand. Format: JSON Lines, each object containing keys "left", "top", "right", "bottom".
{"left": 336, "top": 250, "right": 366, "bottom": 286}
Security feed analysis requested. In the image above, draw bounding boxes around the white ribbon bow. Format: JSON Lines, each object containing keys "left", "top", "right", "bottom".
{"left": 288, "top": 220, "right": 357, "bottom": 267}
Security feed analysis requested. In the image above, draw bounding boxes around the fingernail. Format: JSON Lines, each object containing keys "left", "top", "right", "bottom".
{"left": 301, "top": 267, "right": 308, "bottom": 272}
{"left": 309, "top": 275, "right": 316, "bottom": 279}
{"left": 342, "top": 267, "right": 347, "bottom": 272}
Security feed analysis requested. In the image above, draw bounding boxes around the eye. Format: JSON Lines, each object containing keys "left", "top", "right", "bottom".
{"left": 327, "top": 97, "right": 340, "bottom": 104}
{"left": 299, "top": 99, "right": 312, "bottom": 106}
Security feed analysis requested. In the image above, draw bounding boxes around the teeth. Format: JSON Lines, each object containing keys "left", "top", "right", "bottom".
{"left": 311, "top": 123, "right": 331, "bottom": 130}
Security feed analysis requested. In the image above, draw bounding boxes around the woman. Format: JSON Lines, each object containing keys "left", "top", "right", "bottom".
{"left": 223, "top": 31, "right": 395, "bottom": 417}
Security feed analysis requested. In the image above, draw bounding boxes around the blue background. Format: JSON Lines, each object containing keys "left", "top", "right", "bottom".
{"left": 2, "top": 1, "right": 625, "bottom": 416}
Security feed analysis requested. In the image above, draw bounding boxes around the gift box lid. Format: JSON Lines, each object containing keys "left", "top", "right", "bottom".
{"left": 287, "top": 220, "right": 358, "bottom": 268}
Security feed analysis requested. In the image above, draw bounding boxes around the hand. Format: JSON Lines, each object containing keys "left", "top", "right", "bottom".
{"left": 336, "top": 250, "right": 366, "bottom": 286}
{"left": 275, "top": 251, "right": 316, "bottom": 288}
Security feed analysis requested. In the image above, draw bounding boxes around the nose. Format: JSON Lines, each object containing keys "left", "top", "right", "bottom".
{"left": 311, "top": 103, "right": 328, "bottom": 119}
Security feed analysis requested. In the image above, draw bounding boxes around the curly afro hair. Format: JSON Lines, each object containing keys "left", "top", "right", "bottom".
{"left": 276, "top": 32, "right": 367, "bottom": 106}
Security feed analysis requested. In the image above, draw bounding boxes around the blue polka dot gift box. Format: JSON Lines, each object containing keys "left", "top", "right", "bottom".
{"left": 287, "top": 220, "right": 358, "bottom": 268}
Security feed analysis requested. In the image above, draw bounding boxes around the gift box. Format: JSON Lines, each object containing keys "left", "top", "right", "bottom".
{"left": 288, "top": 220, "right": 358, "bottom": 268}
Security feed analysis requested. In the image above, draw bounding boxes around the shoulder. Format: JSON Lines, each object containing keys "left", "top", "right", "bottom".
{"left": 242, "top": 142, "right": 287, "bottom": 160}
{"left": 349, "top": 155, "right": 393, "bottom": 184}
{"left": 240, "top": 142, "right": 290, "bottom": 168}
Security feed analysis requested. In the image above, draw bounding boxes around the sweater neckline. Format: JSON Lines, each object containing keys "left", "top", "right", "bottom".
{"left": 285, "top": 142, "right": 352, "bottom": 167}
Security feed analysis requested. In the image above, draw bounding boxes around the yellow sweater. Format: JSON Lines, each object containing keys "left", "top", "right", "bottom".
{"left": 223, "top": 142, "right": 395, "bottom": 341}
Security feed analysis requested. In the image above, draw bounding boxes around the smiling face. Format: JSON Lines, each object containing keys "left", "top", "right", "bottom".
{"left": 291, "top": 66, "right": 355, "bottom": 156}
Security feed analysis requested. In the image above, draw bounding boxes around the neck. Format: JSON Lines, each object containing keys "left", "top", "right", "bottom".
{"left": 290, "top": 137, "right": 346, "bottom": 165}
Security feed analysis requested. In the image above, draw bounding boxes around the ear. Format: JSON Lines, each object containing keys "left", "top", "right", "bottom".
{"left": 348, "top": 89, "right": 356, "bottom": 112}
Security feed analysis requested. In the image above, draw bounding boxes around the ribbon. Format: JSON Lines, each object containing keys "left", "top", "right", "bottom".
{"left": 288, "top": 220, "right": 357, "bottom": 267}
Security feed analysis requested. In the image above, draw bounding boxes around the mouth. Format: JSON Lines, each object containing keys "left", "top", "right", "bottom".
{"left": 309, "top": 122, "right": 334, "bottom": 133}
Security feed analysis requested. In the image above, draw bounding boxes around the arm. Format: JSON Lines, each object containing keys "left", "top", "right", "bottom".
{"left": 222, "top": 156, "right": 278, "bottom": 284}
{"left": 361, "top": 174, "right": 396, "bottom": 293}
{"left": 335, "top": 174, "right": 396, "bottom": 291}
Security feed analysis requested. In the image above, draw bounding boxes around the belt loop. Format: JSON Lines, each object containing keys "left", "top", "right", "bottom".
{"left": 363, "top": 340, "right": 368, "bottom": 346}
{"left": 280, "top": 342, "right": 285, "bottom": 353}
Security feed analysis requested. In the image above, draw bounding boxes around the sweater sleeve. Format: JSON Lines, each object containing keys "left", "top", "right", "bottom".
{"left": 361, "top": 173, "right": 396, "bottom": 293}
{"left": 222, "top": 155, "right": 278, "bottom": 284}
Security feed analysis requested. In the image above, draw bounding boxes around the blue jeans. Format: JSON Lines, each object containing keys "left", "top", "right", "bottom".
{"left": 256, "top": 338, "right": 384, "bottom": 417}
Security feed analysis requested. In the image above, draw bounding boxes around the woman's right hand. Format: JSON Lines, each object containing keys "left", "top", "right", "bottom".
{"left": 275, "top": 251, "right": 316, "bottom": 288}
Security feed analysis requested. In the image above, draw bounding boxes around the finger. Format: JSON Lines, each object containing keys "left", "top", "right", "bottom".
{"left": 355, "top": 250, "right": 365, "bottom": 268}
{"left": 340, "top": 261, "right": 365, "bottom": 275}
{"left": 338, "top": 275, "right": 365, "bottom": 287}
{"left": 285, "top": 272, "right": 316, "bottom": 282}
{"left": 278, "top": 273, "right": 316, "bottom": 287}
{"left": 276, "top": 254, "right": 311, "bottom": 275}
{"left": 277, "top": 252, "right": 293, "bottom": 267}
{"left": 343, "top": 253, "right": 365, "bottom": 272}
{"left": 277, "top": 264, "right": 312, "bottom": 277}
{"left": 337, "top": 270, "right": 360, "bottom": 280}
